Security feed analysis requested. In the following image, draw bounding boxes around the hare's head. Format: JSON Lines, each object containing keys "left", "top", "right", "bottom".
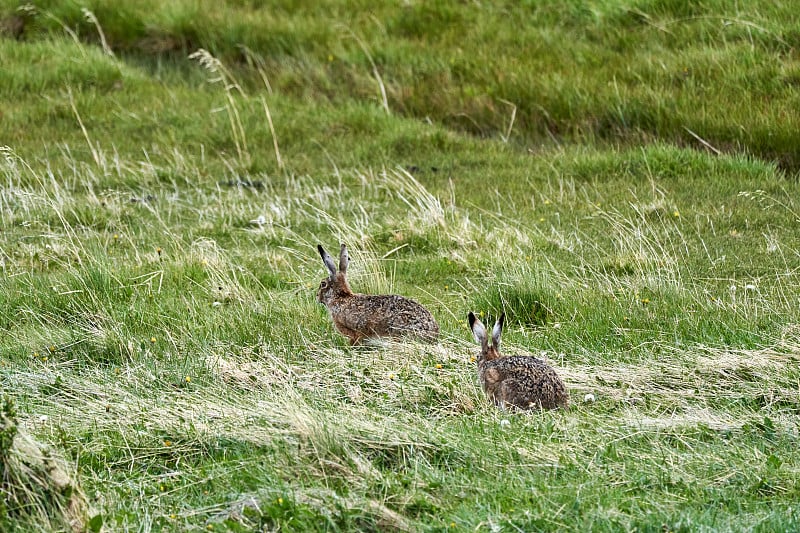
{"left": 317, "top": 244, "right": 354, "bottom": 305}
{"left": 468, "top": 311, "right": 504, "bottom": 362}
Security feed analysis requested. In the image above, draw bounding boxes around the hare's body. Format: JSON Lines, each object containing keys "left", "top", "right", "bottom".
{"left": 317, "top": 244, "right": 439, "bottom": 345}
{"left": 324, "top": 293, "right": 439, "bottom": 344}
{"left": 479, "top": 355, "right": 568, "bottom": 410}
{"left": 469, "top": 312, "right": 568, "bottom": 410}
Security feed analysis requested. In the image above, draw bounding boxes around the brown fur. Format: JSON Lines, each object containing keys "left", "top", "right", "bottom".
{"left": 468, "top": 312, "right": 568, "bottom": 410}
{"left": 317, "top": 244, "right": 439, "bottom": 345}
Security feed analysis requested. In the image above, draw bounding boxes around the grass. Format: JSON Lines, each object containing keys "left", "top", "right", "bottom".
{"left": 2, "top": 0, "right": 800, "bottom": 531}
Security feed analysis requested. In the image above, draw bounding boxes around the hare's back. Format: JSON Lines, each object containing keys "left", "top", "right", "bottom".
{"left": 340, "top": 294, "right": 438, "bottom": 335}
{"left": 484, "top": 356, "right": 567, "bottom": 408}
{"left": 486, "top": 355, "right": 555, "bottom": 375}
{"left": 499, "top": 376, "right": 566, "bottom": 410}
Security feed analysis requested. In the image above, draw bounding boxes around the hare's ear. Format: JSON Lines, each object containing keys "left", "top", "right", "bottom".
{"left": 491, "top": 313, "right": 505, "bottom": 349}
{"left": 338, "top": 244, "right": 349, "bottom": 274}
{"left": 318, "top": 244, "right": 337, "bottom": 279}
{"left": 468, "top": 312, "right": 488, "bottom": 350}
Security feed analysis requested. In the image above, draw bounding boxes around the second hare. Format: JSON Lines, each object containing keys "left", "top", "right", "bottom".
{"left": 317, "top": 244, "right": 439, "bottom": 345}
{"left": 468, "top": 312, "right": 568, "bottom": 410}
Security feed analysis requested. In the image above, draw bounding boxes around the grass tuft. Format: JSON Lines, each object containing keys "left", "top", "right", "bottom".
{"left": 0, "top": 396, "right": 92, "bottom": 532}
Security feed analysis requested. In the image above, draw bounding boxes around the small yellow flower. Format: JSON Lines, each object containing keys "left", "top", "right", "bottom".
{"left": 164, "top": 440, "right": 172, "bottom": 447}
{"left": 150, "top": 337, "right": 157, "bottom": 343}
{"left": 33, "top": 352, "right": 39, "bottom": 358}
{"left": 49, "top": 345, "right": 55, "bottom": 352}
{"left": 278, "top": 497, "right": 284, "bottom": 505}
{"left": 160, "top": 485, "right": 165, "bottom": 492}
{"left": 327, "top": 54, "right": 334, "bottom": 62}
{"left": 389, "top": 374, "right": 395, "bottom": 380}
{"left": 113, "top": 233, "right": 119, "bottom": 240}
{"left": 544, "top": 200, "right": 551, "bottom": 205}
{"left": 201, "top": 259, "right": 208, "bottom": 266}
{"left": 444, "top": 284, "right": 449, "bottom": 289}
{"left": 672, "top": 211, "right": 680, "bottom": 218}
{"left": 206, "top": 525, "right": 213, "bottom": 531}
{"left": 539, "top": 217, "right": 545, "bottom": 222}
{"left": 42, "top": 356, "right": 48, "bottom": 362}
{"left": 185, "top": 376, "right": 191, "bottom": 383}
{"left": 157, "top": 247, "right": 163, "bottom": 255}
{"left": 470, "top": 356, "right": 476, "bottom": 362}
{"left": 170, "top": 514, "right": 176, "bottom": 519}
{"left": 641, "top": 298, "right": 650, "bottom": 304}
{"left": 435, "top": 364, "right": 443, "bottom": 369}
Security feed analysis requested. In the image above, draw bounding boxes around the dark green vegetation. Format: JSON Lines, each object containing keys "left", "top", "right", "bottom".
{"left": 2, "top": 1, "right": 800, "bottom": 531}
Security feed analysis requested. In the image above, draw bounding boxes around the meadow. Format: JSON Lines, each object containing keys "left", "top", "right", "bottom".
{"left": 2, "top": 1, "right": 800, "bottom": 531}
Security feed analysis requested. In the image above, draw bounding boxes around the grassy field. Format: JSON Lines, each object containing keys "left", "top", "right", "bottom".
{"left": 2, "top": 1, "right": 800, "bottom": 531}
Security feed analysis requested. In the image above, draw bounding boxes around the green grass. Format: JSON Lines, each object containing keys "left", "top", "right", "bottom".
{"left": 2, "top": 1, "right": 800, "bottom": 531}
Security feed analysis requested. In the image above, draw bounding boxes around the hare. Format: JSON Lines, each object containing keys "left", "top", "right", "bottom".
{"left": 316, "top": 243, "right": 439, "bottom": 345}
{"left": 468, "top": 311, "right": 568, "bottom": 410}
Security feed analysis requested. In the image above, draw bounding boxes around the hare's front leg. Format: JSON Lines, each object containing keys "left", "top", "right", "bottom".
{"left": 335, "top": 323, "right": 363, "bottom": 345}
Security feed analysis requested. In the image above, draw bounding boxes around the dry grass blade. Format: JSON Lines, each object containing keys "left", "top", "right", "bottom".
{"left": 82, "top": 8, "right": 113, "bottom": 57}
{"left": 189, "top": 48, "right": 250, "bottom": 167}
{"left": 340, "top": 26, "right": 390, "bottom": 114}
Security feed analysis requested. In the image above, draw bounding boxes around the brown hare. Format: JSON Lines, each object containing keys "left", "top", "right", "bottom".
{"left": 317, "top": 244, "right": 439, "bottom": 345}
{"left": 468, "top": 311, "right": 568, "bottom": 410}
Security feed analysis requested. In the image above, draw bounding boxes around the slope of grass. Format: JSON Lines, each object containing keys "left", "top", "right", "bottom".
{"left": 2, "top": 1, "right": 800, "bottom": 531}
{"left": 3, "top": 0, "right": 800, "bottom": 169}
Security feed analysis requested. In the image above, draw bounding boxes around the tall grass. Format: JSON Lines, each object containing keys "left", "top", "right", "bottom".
{"left": 2, "top": 1, "right": 800, "bottom": 530}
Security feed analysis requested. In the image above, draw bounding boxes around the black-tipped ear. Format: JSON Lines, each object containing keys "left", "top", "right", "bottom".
{"left": 338, "top": 243, "right": 349, "bottom": 274}
{"left": 318, "top": 244, "right": 337, "bottom": 278}
{"left": 469, "top": 311, "right": 488, "bottom": 348}
{"left": 491, "top": 313, "right": 505, "bottom": 349}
